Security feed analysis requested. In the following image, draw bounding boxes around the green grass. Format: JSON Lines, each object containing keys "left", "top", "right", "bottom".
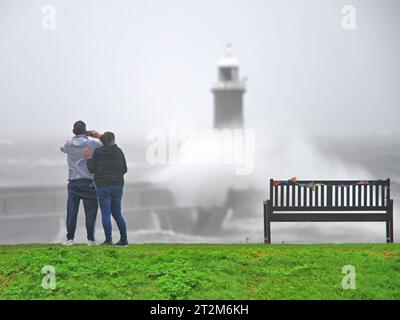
{"left": 0, "top": 244, "right": 399, "bottom": 300}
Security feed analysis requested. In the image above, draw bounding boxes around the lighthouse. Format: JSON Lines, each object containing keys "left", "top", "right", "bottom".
{"left": 212, "top": 44, "right": 246, "bottom": 130}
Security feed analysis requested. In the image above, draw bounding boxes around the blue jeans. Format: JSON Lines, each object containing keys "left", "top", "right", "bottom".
{"left": 96, "top": 185, "right": 127, "bottom": 242}
{"left": 67, "top": 179, "right": 98, "bottom": 241}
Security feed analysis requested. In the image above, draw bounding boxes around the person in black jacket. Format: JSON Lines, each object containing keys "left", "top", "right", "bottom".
{"left": 84, "top": 132, "right": 128, "bottom": 246}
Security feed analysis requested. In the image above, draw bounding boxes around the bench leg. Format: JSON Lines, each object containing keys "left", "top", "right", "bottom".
{"left": 390, "top": 220, "right": 394, "bottom": 243}
{"left": 386, "top": 220, "right": 391, "bottom": 244}
{"left": 264, "top": 202, "right": 271, "bottom": 244}
{"left": 387, "top": 200, "right": 394, "bottom": 243}
{"left": 390, "top": 200, "right": 394, "bottom": 243}
{"left": 263, "top": 202, "right": 267, "bottom": 243}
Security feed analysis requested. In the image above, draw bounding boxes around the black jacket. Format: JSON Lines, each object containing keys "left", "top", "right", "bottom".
{"left": 87, "top": 144, "right": 127, "bottom": 187}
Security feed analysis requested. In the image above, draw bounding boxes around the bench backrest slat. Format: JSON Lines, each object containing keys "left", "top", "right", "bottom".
{"left": 327, "top": 186, "right": 332, "bottom": 207}
{"left": 382, "top": 185, "right": 385, "bottom": 206}
{"left": 369, "top": 184, "right": 373, "bottom": 206}
{"left": 286, "top": 185, "right": 290, "bottom": 207}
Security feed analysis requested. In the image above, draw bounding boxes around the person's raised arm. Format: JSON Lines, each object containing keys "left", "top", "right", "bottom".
{"left": 88, "top": 130, "right": 102, "bottom": 139}
{"left": 84, "top": 148, "right": 97, "bottom": 173}
{"left": 88, "top": 130, "right": 103, "bottom": 149}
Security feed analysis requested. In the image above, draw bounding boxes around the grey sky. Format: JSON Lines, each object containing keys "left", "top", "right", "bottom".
{"left": 0, "top": 0, "right": 399, "bottom": 140}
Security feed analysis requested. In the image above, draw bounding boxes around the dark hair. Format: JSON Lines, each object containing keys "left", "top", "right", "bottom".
{"left": 73, "top": 121, "right": 87, "bottom": 135}
{"left": 100, "top": 132, "right": 115, "bottom": 145}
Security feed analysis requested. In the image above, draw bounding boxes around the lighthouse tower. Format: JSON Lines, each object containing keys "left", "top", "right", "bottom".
{"left": 212, "top": 44, "right": 246, "bottom": 129}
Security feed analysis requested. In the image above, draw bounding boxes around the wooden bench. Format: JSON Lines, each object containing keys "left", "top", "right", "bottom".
{"left": 263, "top": 179, "right": 394, "bottom": 244}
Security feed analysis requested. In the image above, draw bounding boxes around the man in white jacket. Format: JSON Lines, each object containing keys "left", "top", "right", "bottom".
{"left": 60, "top": 121, "right": 102, "bottom": 246}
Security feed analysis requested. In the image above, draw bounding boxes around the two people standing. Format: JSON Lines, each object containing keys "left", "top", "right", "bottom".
{"left": 61, "top": 121, "right": 128, "bottom": 246}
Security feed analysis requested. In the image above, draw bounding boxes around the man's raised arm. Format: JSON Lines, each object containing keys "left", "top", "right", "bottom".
{"left": 84, "top": 148, "right": 97, "bottom": 174}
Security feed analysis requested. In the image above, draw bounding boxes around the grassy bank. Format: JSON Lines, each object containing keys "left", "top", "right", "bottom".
{"left": 0, "top": 244, "right": 399, "bottom": 300}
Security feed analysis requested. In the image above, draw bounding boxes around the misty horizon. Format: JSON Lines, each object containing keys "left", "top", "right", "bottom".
{"left": 1, "top": 0, "right": 400, "bottom": 140}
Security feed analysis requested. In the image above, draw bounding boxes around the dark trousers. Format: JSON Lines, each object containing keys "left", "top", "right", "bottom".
{"left": 96, "top": 185, "right": 127, "bottom": 242}
{"left": 66, "top": 179, "right": 98, "bottom": 241}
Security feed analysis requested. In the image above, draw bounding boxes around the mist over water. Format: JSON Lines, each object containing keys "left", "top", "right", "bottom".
{"left": 1, "top": 133, "right": 398, "bottom": 244}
